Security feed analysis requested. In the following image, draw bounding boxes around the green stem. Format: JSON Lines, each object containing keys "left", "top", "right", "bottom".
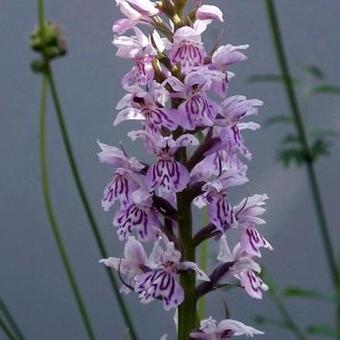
{"left": 0, "top": 315, "right": 16, "bottom": 340}
{"left": 271, "top": 293, "right": 307, "bottom": 340}
{"left": 177, "top": 147, "right": 196, "bottom": 340}
{"left": 264, "top": 0, "right": 340, "bottom": 337}
{"left": 39, "top": 75, "right": 97, "bottom": 340}
{"left": 45, "top": 66, "right": 139, "bottom": 340}
{"left": 0, "top": 297, "right": 25, "bottom": 340}
{"left": 36, "top": 1, "right": 138, "bottom": 338}
{"left": 197, "top": 210, "right": 209, "bottom": 320}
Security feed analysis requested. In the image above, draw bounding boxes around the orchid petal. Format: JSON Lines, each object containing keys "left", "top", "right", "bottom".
{"left": 97, "top": 141, "right": 127, "bottom": 167}
{"left": 179, "top": 261, "right": 210, "bottom": 281}
{"left": 193, "top": 19, "right": 212, "bottom": 34}
{"left": 196, "top": 5, "right": 224, "bottom": 22}
{"left": 217, "top": 235, "right": 234, "bottom": 263}
{"left": 163, "top": 77, "right": 186, "bottom": 94}
{"left": 124, "top": 236, "right": 148, "bottom": 266}
{"left": 217, "top": 319, "right": 264, "bottom": 337}
{"left": 114, "top": 108, "right": 145, "bottom": 126}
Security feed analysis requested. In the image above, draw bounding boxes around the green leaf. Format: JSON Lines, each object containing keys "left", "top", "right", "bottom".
{"left": 306, "top": 325, "right": 337, "bottom": 337}
{"left": 311, "top": 128, "right": 340, "bottom": 140}
{"left": 264, "top": 115, "right": 293, "bottom": 127}
{"left": 312, "top": 85, "right": 340, "bottom": 95}
{"left": 254, "top": 315, "right": 290, "bottom": 330}
{"left": 283, "top": 286, "right": 340, "bottom": 304}
{"left": 284, "top": 286, "right": 326, "bottom": 300}
{"left": 303, "top": 65, "right": 326, "bottom": 80}
{"left": 310, "top": 138, "right": 331, "bottom": 162}
{"left": 278, "top": 147, "right": 307, "bottom": 167}
{"left": 247, "top": 74, "right": 299, "bottom": 84}
{"left": 279, "top": 136, "right": 332, "bottom": 166}
{"left": 282, "top": 134, "right": 301, "bottom": 145}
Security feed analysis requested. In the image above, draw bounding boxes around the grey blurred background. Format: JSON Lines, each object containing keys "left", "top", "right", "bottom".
{"left": 1, "top": 0, "right": 340, "bottom": 339}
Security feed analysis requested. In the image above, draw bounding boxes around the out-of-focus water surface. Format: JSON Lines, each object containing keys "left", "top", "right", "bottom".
{"left": 1, "top": 0, "right": 340, "bottom": 339}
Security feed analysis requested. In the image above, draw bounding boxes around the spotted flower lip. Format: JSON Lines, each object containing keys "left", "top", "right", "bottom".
{"left": 129, "top": 130, "right": 199, "bottom": 202}
{"left": 114, "top": 82, "right": 178, "bottom": 133}
{"left": 190, "top": 317, "right": 264, "bottom": 339}
{"left": 104, "top": 234, "right": 209, "bottom": 311}
{"left": 240, "top": 226, "right": 273, "bottom": 258}
{"left": 101, "top": 168, "right": 141, "bottom": 211}
{"left": 190, "top": 151, "right": 249, "bottom": 184}
{"left": 97, "top": 141, "right": 145, "bottom": 210}
{"left": 217, "top": 236, "right": 269, "bottom": 299}
{"left": 113, "top": 28, "right": 166, "bottom": 88}
{"left": 234, "top": 194, "right": 273, "bottom": 257}
{"left": 113, "top": 189, "right": 161, "bottom": 242}
{"left": 194, "top": 171, "right": 249, "bottom": 232}
{"left": 170, "top": 24, "right": 207, "bottom": 74}
{"left": 164, "top": 69, "right": 224, "bottom": 130}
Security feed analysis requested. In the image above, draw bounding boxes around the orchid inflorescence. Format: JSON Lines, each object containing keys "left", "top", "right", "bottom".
{"left": 98, "top": 0, "right": 273, "bottom": 338}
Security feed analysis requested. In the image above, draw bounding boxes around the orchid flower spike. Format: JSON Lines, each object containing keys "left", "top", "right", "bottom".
{"left": 99, "top": 1, "right": 272, "bottom": 338}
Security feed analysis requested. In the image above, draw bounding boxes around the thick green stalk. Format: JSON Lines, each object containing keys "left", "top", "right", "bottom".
{"left": 264, "top": 0, "right": 340, "bottom": 337}
{"left": 0, "top": 315, "right": 16, "bottom": 340}
{"left": 0, "top": 297, "right": 25, "bottom": 340}
{"left": 177, "top": 147, "right": 196, "bottom": 340}
{"left": 39, "top": 75, "right": 97, "bottom": 340}
{"left": 36, "top": 1, "right": 138, "bottom": 338}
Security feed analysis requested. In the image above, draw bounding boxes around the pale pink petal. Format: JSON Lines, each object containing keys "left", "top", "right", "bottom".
{"left": 196, "top": 5, "right": 223, "bottom": 22}
{"left": 238, "top": 270, "right": 269, "bottom": 299}
{"left": 97, "top": 141, "right": 127, "bottom": 167}
{"left": 212, "top": 44, "right": 249, "bottom": 67}
{"left": 114, "top": 108, "right": 145, "bottom": 126}
{"left": 124, "top": 0, "right": 159, "bottom": 16}
{"left": 217, "top": 235, "right": 234, "bottom": 263}
{"left": 112, "top": 18, "right": 137, "bottom": 34}
{"left": 193, "top": 19, "right": 212, "bottom": 34}
{"left": 240, "top": 227, "right": 273, "bottom": 257}
{"left": 163, "top": 76, "right": 186, "bottom": 95}
{"left": 124, "top": 236, "right": 148, "bottom": 266}
{"left": 217, "top": 319, "right": 264, "bottom": 337}
{"left": 178, "top": 261, "right": 210, "bottom": 281}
